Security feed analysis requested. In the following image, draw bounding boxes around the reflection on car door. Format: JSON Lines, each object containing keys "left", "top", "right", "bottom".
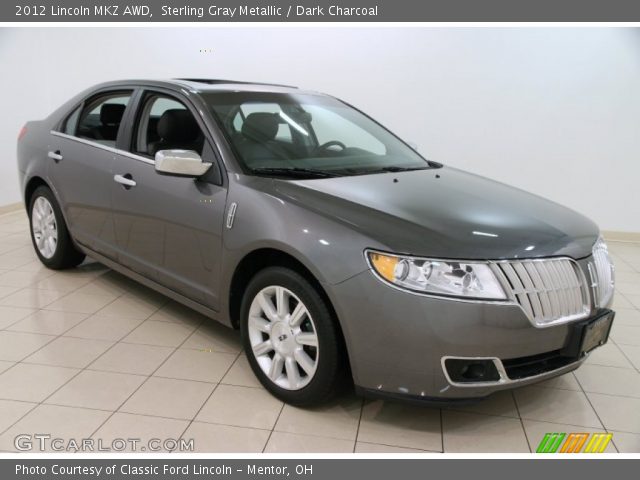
{"left": 110, "top": 92, "right": 227, "bottom": 309}
{"left": 48, "top": 91, "right": 132, "bottom": 258}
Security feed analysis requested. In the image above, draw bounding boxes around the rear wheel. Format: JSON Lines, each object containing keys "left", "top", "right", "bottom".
{"left": 28, "top": 185, "right": 85, "bottom": 269}
{"left": 241, "top": 267, "right": 344, "bottom": 406}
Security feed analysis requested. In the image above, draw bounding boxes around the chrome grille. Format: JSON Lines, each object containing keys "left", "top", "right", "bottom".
{"left": 590, "top": 238, "right": 615, "bottom": 307}
{"left": 492, "top": 258, "right": 589, "bottom": 327}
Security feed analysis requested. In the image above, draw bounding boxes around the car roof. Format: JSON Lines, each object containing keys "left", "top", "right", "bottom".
{"left": 91, "top": 78, "right": 315, "bottom": 95}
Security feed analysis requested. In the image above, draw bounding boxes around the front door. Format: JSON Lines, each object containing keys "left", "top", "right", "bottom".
{"left": 110, "top": 91, "right": 227, "bottom": 309}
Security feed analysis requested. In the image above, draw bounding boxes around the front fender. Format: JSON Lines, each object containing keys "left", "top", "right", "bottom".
{"left": 218, "top": 178, "right": 377, "bottom": 324}
{"left": 223, "top": 179, "right": 375, "bottom": 284}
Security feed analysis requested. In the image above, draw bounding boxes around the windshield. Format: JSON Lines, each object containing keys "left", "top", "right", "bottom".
{"left": 203, "top": 91, "right": 436, "bottom": 178}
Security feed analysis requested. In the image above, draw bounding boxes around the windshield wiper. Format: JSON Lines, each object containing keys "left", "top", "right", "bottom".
{"left": 250, "top": 167, "right": 339, "bottom": 179}
{"left": 370, "top": 166, "right": 431, "bottom": 173}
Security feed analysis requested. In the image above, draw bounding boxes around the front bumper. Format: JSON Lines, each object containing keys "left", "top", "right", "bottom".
{"left": 327, "top": 263, "right": 612, "bottom": 402}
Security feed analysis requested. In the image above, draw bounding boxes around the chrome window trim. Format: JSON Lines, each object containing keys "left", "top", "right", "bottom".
{"left": 440, "top": 355, "right": 586, "bottom": 388}
{"left": 50, "top": 130, "right": 155, "bottom": 165}
{"left": 118, "top": 149, "right": 156, "bottom": 165}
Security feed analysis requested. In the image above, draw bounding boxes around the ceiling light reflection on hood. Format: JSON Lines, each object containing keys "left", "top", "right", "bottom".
{"left": 472, "top": 231, "right": 499, "bottom": 238}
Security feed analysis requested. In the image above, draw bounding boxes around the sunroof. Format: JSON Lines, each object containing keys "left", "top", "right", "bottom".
{"left": 175, "top": 78, "right": 297, "bottom": 88}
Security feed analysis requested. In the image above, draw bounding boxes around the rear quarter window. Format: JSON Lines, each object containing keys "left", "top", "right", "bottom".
{"left": 62, "top": 105, "right": 81, "bottom": 135}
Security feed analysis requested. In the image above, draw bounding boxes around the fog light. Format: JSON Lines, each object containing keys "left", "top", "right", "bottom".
{"left": 444, "top": 358, "right": 501, "bottom": 384}
{"left": 461, "top": 363, "right": 487, "bottom": 380}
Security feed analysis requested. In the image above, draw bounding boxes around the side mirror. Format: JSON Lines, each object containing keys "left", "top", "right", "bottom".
{"left": 155, "top": 150, "right": 212, "bottom": 177}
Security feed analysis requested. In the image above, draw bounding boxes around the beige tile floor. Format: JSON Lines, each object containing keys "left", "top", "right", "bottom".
{"left": 0, "top": 208, "right": 639, "bottom": 453}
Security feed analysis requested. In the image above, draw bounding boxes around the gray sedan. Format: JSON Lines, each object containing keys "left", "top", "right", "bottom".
{"left": 16, "top": 79, "right": 615, "bottom": 406}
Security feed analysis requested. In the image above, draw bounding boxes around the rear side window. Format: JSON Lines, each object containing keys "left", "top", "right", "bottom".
{"left": 74, "top": 91, "right": 133, "bottom": 146}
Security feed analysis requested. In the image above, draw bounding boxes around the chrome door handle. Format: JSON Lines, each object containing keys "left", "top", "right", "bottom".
{"left": 114, "top": 174, "right": 137, "bottom": 188}
{"left": 47, "top": 151, "right": 63, "bottom": 162}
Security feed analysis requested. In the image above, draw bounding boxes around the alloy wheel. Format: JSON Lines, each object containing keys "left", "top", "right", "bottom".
{"left": 31, "top": 196, "right": 58, "bottom": 259}
{"left": 247, "top": 285, "right": 319, "bottom": 390}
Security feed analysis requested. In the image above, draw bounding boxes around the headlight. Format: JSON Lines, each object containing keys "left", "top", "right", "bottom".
{"left": 591, "top": 236, "right": 615, "bottom": 307}
{"left": 366, "top": 250, "right": 507, "bottom": 300}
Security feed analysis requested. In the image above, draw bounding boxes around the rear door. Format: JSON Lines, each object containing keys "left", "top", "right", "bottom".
{"left": 110, "top": 89, "right": 227, "bottom": 308}
{"left": 48, "top": 90, "right": 134, "bottom": 258}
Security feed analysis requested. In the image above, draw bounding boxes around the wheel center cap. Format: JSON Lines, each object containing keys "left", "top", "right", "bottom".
{"left": 271, "top": 321, "right": 295, "bottom": 355}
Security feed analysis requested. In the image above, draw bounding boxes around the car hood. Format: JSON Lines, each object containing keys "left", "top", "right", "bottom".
{"left": 273, "top": 166, "right": 599, "bottom": 260}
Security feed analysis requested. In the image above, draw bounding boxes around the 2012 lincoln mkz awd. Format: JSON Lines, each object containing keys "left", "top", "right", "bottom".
{"left": 16, "top": 79, "right": 615, "bottom": 406}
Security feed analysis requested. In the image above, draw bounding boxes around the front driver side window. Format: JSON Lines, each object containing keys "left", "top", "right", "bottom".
{"left": 75, "top": 91, "right": 132, "bottom": 146}
{"left": 134, "top": 94, "right": 205, "bottom": 157}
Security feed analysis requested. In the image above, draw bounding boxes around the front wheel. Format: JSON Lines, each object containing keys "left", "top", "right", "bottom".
{"left": 240, "top": 267, "right": 345, "bottom": 406}
{"left": 28, "top": 185, "right": 85, "bottom": 270}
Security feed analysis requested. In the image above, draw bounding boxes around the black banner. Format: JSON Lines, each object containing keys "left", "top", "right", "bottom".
{"left": 3, "top": 459, "right": 640, "bottom": 480}
{"left": 4, "top": 0, "right": 640, "bottom": 22}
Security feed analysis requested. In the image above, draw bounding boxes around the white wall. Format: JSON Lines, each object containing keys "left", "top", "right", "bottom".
{"left": 1, "top": 27, "right": 639, "bottom": 231}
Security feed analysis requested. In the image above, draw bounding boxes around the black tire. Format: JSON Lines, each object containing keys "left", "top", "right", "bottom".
{"left": 28, "top": 185, "right": 85, "bottom": 270}
{"left": 240, "top": 266, "right": 346, "bottom": 406}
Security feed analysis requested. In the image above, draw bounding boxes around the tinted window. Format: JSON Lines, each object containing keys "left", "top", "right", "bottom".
{"left": 205, "top": 92, "right": 430, "bottom": 176}
{"left": 235, "top": 103, "right": 292, "bottom": 143}
{"left": 304, "top": 105, "right": 385, "bottom": 154}
{"left": 133, "top": 93, "right": 204, "bottom": 157}
{"left": 75, "top": 91, "right": 132, "bottom": 146}
{"left": 62, "top": 106, "right": 81, "bottom": 135}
